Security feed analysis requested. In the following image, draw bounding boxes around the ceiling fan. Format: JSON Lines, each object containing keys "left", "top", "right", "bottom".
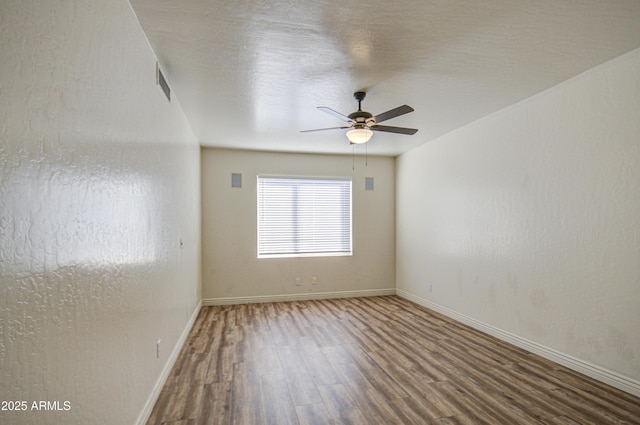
{"left": 301, "top": 91, "right": 418, "bottom": 144}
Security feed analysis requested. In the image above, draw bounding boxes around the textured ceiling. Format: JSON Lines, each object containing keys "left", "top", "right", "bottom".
{"left": 129, "top": 0, "right": 640, "bottom": 156}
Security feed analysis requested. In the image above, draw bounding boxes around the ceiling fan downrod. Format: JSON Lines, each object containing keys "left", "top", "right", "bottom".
{"left": 354, "top": 91, "right": 366, "bottom": 111}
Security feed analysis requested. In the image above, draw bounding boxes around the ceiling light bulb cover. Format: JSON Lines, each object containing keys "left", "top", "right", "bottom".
{"left": 346, "top": 128, "right": 373, "bottom": 144}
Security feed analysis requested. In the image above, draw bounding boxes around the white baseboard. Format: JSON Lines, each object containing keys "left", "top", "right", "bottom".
{"left": 137, "top": 289, "right": 639, "bottom": 404}
{"left": 203, "top": 288, "right": 396, "bottom": 306}
{"left": 396, "top": 289, "right": 640, "bottom": 398}
{"left": 135, "top": 301, "right": 202, "bottom": 425}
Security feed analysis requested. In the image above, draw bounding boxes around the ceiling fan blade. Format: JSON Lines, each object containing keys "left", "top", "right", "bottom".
{"left": 374, "top": 105, "right": 414, "bottom": 123}
{"left": 317, "top": 106, "right": 353, "bottom": 122}
{"left": 300, "top": 126, "right": 351, "bottom": 133}
{"left": 371, "top": 125, "right": 418, "bottom": 135}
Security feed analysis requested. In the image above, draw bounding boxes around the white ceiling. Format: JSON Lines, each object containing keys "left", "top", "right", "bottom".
{"left": 129, "top": 0, "right": 640, "bottom": 156}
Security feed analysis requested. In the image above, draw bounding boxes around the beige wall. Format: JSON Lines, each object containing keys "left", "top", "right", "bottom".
{"left": 0, "top": 1, "right": 201, "bottom": 424}
{"left": 396, "top": 47, "right": 640, "bottom": 394}
{"left": 201, "top": 148, "right": 395, "bottom": 302}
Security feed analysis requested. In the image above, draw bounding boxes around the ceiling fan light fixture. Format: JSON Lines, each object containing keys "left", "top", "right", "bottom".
{"left": 346, "top": 128, "right": 373, "bottom": 144}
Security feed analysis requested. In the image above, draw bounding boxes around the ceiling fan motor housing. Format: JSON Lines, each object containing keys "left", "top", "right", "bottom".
{"left": 348, "top": 110, "right": 375, "bottom": 128}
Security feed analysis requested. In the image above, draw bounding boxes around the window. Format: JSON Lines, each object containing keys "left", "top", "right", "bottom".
{"left": 257, "top": 175, "right": 352, "bottom": 258}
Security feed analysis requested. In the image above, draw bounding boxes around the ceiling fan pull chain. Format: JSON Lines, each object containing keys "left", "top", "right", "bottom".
{"left": 352, "top": 145, "right": 355, "bottom": 171}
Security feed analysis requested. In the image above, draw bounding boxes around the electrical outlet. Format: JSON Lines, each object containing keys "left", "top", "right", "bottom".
{"left": 157, "top": 339, "right": 161, "bottom": 359}
{"left": 312, "top": 277, "right": 317, "bottom": 285}
{"left": 295, "top": 277, "right": 301, "bottom": 286}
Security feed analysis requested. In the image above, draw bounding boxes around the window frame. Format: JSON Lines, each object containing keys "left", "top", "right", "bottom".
{"left": 256, "top": 174, "right": 353, "bottom": 259}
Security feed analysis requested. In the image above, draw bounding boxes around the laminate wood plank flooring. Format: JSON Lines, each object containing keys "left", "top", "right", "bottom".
{"left": 146, "top": 296, "right": 640, "bottom": 425}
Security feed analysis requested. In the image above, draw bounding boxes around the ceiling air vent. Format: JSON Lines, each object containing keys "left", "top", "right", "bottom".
{"left": 156, "top": 62, "right": 170, "bottom": 102}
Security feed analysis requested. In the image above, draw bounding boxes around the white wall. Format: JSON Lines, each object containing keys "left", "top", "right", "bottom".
{"left": 396, "top": 48, "right": 640, "bottom": 394}
{"left": 0, "top": 1, "right": 201, "bottom": 424}
{"left": 201, "top": 148, "right": 395, "bottom": 302}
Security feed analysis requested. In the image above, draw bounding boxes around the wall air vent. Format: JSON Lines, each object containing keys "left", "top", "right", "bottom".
{"left": 365, "top": 177, "right": 374, "bottom": 191}
{"left": 231, "top": 173, "right": 242, "bottom": 188}
{"left": 156, "top": 62, "right": 171, "bottom": 102}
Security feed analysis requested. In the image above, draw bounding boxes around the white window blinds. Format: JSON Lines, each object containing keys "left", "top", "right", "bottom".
{"left": 257, "top": 175, "right": 352, "bottom": 258}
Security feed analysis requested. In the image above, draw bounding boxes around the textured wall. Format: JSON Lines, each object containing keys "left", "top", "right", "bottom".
{"left": 396, "top": 48, "right": 640, "bottom": 387}
{"left": 201, "top": 148, "right": 395, "bottom": 301}
{"left": 0, "top": 1, "right": 200, "bottom": 424}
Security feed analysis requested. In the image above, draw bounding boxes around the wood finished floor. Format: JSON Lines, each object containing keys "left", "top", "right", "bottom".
{"left": 146, "top": 296, "right": 640, "bottom": 425}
